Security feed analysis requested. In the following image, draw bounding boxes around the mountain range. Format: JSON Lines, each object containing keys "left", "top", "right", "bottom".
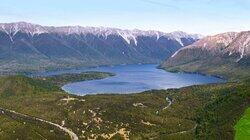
{"left": 161, "top": 31, "right": 250, "bottom": 79}
{"left": 0, "top": 22, "right": 200, "bottom": 74}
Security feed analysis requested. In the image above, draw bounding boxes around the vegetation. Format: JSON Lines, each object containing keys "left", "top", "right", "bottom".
{"left": 35, "top": 71, "right": 115, "bottom": 86}
{"left": 161, "top": 56, "right": 250, "bottom": 139}
{"left": 0, "top": 115, "right": 69, "bottom": 140}
{"left": 195, "top": 82, "right": 250, "bottom": 139}
{"left": 161, "top": 59, "right": 250, "bottom": 81}
{"left": 0, "top": 75, "right": 249, "bottom": 139}
{"left": 235, "top": 107, "right": 250, "bottom": 140}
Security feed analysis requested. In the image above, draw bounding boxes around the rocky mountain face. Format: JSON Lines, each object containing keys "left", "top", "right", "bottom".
{"left": 161, "top": 31, "right": 250, "bottom": 79}
{"left": 0, "top": 22, "right": 199, "bottom": 74}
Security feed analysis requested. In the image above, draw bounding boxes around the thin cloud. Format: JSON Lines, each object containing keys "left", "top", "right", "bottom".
{"left": 137, "top": 0, "right": 180, "bottom": 10}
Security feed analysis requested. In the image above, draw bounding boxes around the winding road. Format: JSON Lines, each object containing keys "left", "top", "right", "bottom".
{"left": 156, "top": 96, "right": 173, "bottom": 114}
{"left": 151, "top": 96, "right": 197, "bottom": 139}
{"left": 149, "top": 123, "right": 197, "bottom": 140}
{"left": 0, "top": 107, "right": 78, "bottom": 140}
{"left": 167, "top": 123, "right": 198, "bottom": 136}
{"left": 163, "top": 97, "right": 172, "bottom": 110}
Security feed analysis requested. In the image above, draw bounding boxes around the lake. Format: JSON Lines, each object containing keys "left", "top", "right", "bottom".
{"left": 33, "top": 64, "right": 225, "bottom": 95}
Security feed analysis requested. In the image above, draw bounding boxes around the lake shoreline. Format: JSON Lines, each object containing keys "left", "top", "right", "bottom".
{"left": 44, "top": 64, "right": 225, "bottom": 95}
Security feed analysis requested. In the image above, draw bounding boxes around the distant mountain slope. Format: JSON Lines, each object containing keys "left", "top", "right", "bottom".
{"left": 161, "top": 31, "right": 250, "bottom": 80}
{"left": 0, "top": 22, "right": 200, "bottom": 74}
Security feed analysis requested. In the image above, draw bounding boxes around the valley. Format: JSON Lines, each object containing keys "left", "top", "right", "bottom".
{"left": 0, "top": 22, "right": 249, "bottom": 140}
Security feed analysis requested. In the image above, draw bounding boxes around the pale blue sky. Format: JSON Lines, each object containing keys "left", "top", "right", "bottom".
{"left": 0, "top": 0, "right": 249, "bottom": 35}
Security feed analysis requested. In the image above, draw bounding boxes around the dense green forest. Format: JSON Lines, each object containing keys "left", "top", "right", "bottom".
{"left": 0, "top": 73, "right": 249, "bottom": 139}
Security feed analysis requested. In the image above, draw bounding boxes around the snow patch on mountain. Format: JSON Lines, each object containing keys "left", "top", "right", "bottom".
{"left": 171, "top": 49, "right": 182, "bottom": 58}
{"left": 0, "top": 22, "right": 48, "bottom": 38}
{"left": 236, "top": 46, "right": 245, "bottom": 62}
{"left": 117, "top": 30, "right": 138, "bottom": 45}
{"left": 236, "top": 35, "right": 250, "bottom": 62}
{"left": 1, "top": 24, "right": 14, "bottom": 43}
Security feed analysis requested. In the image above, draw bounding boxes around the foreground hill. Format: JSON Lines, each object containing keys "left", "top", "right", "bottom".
{"left": 161, "top": 31, "right": 250, "bottom": 80}
{"left": 0, "top": 22, "right": 200, "bottom": 74}
{"left": 0, "top": 75, "right": 249, "bottom": 140}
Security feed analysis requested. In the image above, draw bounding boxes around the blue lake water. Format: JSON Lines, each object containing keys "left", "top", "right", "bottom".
{"left": 33, "top": 64, "right": 225, "bottom": 95}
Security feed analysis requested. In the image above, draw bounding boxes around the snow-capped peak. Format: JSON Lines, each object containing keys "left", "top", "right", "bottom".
{"left": 0, "top": 21, "right": 48, "bottom": 37}
{"left": 0, "top": 22, "right": 200, "bottom": 46}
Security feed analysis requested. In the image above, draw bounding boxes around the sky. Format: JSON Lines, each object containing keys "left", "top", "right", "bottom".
{"left": 0, "top": 0, "right": 250, "bottom": 35}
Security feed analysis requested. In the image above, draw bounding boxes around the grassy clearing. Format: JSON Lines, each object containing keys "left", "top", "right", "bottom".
{"left": 235, "top": 108, "right": 250, "bottom": 140}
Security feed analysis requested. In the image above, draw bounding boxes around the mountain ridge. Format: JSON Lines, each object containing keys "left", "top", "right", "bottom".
{"left": 0, "top": 21, "right": 202, "bottom": 45}
{"left": 161, "top": 31, "right": 250, "bottom": 80}
{"left": 0, "top": 22, "right": 200, "bottom": 74}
